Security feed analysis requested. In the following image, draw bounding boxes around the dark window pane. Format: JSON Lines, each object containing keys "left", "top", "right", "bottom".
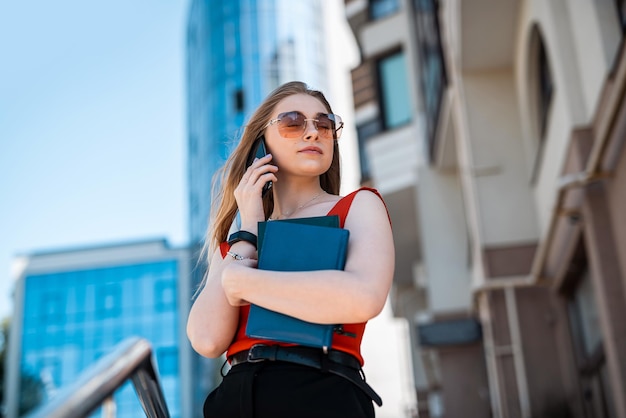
{"left": 234, "top": 89, "right": 244, "bottom": 112}
{"left": 617, "top": 0, "right": 626, "bottom": 31}
{"left": 537, "top": 37, "right": 553, "bottom": 140}
{"left": 414, "top": 0, "right": 447, "bottom": 160}
{"left": 356, "top": 118, "right": 383, "bottom": 181}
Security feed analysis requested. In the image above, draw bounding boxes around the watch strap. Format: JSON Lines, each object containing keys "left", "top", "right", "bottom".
{"left": 227, "top": 230, "right": 258, "bottom": 249}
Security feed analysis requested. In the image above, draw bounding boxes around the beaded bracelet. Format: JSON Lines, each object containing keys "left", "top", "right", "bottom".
{"left": 227, "top": 251, "right": 250, "bottom": 261}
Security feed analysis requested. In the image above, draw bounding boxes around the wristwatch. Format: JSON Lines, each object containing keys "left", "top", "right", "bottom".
{"left": 227, "top": 230, "right": 257, "bottom": 249}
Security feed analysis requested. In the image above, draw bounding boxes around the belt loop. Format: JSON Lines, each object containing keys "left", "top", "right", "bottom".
{"left": 220, "top": 357, "right": 230, "bottom": 377}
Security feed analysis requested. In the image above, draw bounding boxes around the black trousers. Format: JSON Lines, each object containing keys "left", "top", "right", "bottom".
{"left": 203, "top": 361, "right": 375, "bottom": 418}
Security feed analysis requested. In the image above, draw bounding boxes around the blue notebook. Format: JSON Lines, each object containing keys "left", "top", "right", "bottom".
{"left": 245, "top": 216, "right": 349, "bottom": 350}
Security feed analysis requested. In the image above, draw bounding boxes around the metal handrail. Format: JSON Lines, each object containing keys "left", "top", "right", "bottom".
{"left": 26, "top": 337, "right": 170, "bottom": 418}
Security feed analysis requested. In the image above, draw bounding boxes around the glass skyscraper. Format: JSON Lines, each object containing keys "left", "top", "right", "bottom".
{"left": 184, "top": 2, "right": 329, "bottom": 412}
{"left": 186, "top": 0, "right": 328, "bottom": 245}
{"left": 5, "top": 240, "right": 193, "bottom": 418}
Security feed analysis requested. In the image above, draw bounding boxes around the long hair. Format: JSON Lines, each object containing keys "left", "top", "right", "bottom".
{"left": 200, "top": 81, "right": 341, "bottom": 275}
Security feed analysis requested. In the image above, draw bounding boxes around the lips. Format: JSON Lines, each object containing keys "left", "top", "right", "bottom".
{"left": 299, "top": 146, "right": 323, "bottom": 154}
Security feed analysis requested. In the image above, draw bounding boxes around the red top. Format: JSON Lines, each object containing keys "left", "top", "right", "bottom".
{"left": 223, "top": 187, "right": 389, "bottom": 366}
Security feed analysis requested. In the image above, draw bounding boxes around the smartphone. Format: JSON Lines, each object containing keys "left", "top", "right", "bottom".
{"left": 246, "top": 136, "right": 273, "bottom": 197}
{"left": 230, "top": 137, "right": 273, "bottom": 235}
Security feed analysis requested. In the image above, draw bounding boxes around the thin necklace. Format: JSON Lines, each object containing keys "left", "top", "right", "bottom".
{"left": 270, "top": 192, "right": 323, "bottom": 220}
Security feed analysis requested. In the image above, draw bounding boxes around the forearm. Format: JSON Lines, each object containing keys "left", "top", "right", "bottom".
{"left": 187, "top": 282, "right": 238, "bottom": 357}
{"left": 187, "top": 252, "right": 242, "bottom": 358}
{"left": 225, "top": 267, "right": 388, "bottom": 324}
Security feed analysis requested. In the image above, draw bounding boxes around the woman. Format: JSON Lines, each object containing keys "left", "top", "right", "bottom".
{"left": 187, "top": 81, "right": 395, "bottom": 417}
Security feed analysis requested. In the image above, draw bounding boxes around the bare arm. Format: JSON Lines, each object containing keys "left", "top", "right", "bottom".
{"left": 186, "top": 244, "right": 254, "bottom": 358}
{"left": 187, "top": 155, "right": 274, "bottom": 358}
{"left": 221, "top": 190, "right": 395, "bottom": 324}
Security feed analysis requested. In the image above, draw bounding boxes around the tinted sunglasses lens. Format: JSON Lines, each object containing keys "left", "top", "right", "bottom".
{"left": 277, "top": 112, "right": 305, "bottom": 137}
{"left": 322, "top": 114, "right": 343, "bottom": 139}
{"left": 316, "top": 114, "right": 334, "bottom": 131}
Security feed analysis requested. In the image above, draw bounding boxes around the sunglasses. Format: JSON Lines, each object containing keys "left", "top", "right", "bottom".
{"left": 265, "top": 111, "right": 344, "bottom": 140}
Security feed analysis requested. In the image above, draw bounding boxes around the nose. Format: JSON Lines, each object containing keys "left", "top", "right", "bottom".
{"left": 303, "top": 119, "right": 319, "bottom": 140}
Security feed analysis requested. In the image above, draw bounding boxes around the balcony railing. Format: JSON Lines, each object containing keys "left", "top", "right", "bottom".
{"left": 25, "top": 337, "right": 170, "bottom": 418}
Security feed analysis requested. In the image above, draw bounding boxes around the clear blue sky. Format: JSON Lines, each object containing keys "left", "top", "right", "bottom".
{"left": 0, "top": 1, "right": 189, "bottom": 318}
{"left": 0, "top": 5, "right": 413, "bottom": 413}
{"left": 0, "top": 0, "right": 360, "bottom": 320}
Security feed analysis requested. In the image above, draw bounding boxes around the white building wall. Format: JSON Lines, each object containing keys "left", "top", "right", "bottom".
{"left": 359, "top": 13, "right": 408, "bottom": 57}
{"left": 568, "top": 0, "right": 622, "bottom": 116}
{"left": 462, "top": 70, "right": 539, "bottom": 246}
{"left": 366, "top": 125, "right": 421, "bottom": 194}
{"left": 416, "top": 167, "right": 471, "bottom": 313}
{"left": 515, "top": 0, "right": 622, "bottom": 237}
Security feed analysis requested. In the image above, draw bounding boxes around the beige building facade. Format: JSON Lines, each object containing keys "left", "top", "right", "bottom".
{"left": 345, "top": 0, "right": 626, "bottom": 417}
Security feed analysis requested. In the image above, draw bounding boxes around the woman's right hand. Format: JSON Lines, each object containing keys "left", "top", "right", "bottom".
{"left": 234, "top": 154, "right": 277, "bottom": 230}
{"left": 222, "top": 257, "right": 258, "bottom": 306}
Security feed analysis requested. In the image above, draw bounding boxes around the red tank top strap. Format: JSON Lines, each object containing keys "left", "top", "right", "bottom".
{"left": 219, "top": 241, "right": 230, "bottom": 257}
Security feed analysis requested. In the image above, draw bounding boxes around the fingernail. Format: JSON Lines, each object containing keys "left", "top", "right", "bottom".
{"left": 253, "top": 158, "right": 258, "bottom": 162}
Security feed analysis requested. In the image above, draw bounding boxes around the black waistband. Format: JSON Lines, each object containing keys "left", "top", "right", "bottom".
{"left": 229, "top": 344, "right": 382, "bottom": 406}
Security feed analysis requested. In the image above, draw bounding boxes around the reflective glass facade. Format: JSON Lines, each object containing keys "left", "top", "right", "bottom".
{"left": 20, "top": 260, "right": 181, "bottom": 417}
{"left": 187, "top": 0, "right": 327, "bottom": 245}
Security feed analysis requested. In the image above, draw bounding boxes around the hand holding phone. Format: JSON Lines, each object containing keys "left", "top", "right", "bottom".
{"left": 229, "top": 137, "right": 273, "bottom": 235}
{"left": 246, "top": 136, "right": 273, "bottom": 197}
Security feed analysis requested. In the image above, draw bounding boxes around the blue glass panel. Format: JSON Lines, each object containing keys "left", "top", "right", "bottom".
{"left": 379, "top": 52, "right": 412, "bottom": 128}
{"left": 157, "top": 347, "right": 179, "bottom": 376}
{"left": 95, "top": 283, "right": 122, "bottom": 318}
{"left": 20, "top": 258, "right": 181, "bottom": 416}
{"left": 155, "top": 280, "right": 177, "bottom": 312}
{"left": 370, "top": 0, "right": 400, "bottom": 20}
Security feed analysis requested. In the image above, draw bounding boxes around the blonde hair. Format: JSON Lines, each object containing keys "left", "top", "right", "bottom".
{"left": 199, "top": 81, "right": 341, "bottom": 283}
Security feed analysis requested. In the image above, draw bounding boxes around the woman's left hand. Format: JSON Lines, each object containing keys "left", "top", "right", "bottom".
{"left": 222, "top": 259, "right": 257, "bottom": 306}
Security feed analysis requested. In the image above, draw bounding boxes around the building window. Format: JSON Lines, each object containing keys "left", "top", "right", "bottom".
{"left": 528, "top": 25, "right": 554, "bottom": 182}
{"left": 414, "top": 0, "right": 447, "bottom": 161}
{"left": 234, "top": 89, "right": 245, "bottom": 113}
{"left": 41, "top": 292, "right": 64, "bottom": 323}
{"left": 155, "top": 280, "right": 176, "bottom": 312}
{"left": 616, "top": 0, "right": 626, "bottom": 32}
{"left": 96, "top": 284, "right": 121, "bottom": 317}
{"left": 356, "top": 119, "right": 383, "bottom": 182}
{"left": 370, "top": 0, "right": 400, "bottom": 20}
{"left": 377, "top": 51, "right": 412, "bottom": 129}
{"left": 564, "top": 241, "right": 616, "bottom": 418}
{"left": 537, "top": 36, "right": 553, "bottom": 140}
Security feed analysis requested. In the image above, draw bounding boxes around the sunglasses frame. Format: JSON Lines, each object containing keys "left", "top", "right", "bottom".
{"left": 264, "top": 111, "right": 344, "bottom": 140}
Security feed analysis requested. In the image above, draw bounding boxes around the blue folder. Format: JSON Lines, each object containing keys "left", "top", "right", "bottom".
{"left": 245, "top": 216, "right": 349, "bottom": 350}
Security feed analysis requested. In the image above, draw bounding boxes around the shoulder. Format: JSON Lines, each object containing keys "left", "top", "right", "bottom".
{"left": 344, "top": 188, "right": 391, "bottom": 227}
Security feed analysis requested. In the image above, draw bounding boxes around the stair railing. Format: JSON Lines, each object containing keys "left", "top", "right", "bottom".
{"left": 25, "top": 337, "right": 170, "bottom": 418}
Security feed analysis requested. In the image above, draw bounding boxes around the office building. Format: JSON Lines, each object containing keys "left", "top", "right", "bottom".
{"left": 4, "top": 239, "right": 193, "bottom": 418}
{"left": 346, "top": 0, "right": 626, "bottom": 416}
{"left": 185, "top": 0, "right": 331, "bottom": 413}
{"left": 186, "top": 0, "right": 329, "bottom": 246}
